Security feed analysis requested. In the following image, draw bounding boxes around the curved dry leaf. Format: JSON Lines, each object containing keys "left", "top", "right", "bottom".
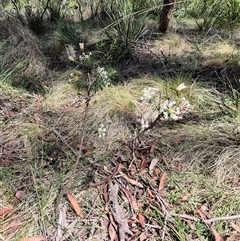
{"left": 119, "top": 171, "right": 144, "bottom": 188}
{"left": 108, "top": 222, "right": 117, "bottom": 241}
{"left": 212, "top": 228, "right": 224, "bottom": 241}
{"left": 66, "top": 190, "right": 84, "bottom": 218}
{"left": 195, "top": 205, "right": 210, "bottom": 220}
{"left": 147, "top": 188, "right": 155, "bottom": 199}
{"left": 153, "top": 167, "right": 161, "bottom": 176}
{"left": 0, "top": 206, "right": 14, "bottom": 216}
{"left": 56, "top": 205, "right": 67, "bottom": 241}
{"left": 139, "top": 232, "right": 147, "bottom": 241}
{"left": 138, "top": 213, "right": 146, "bottom": 228}
{"left": 158, "top": 172, "right": 167, "bottom": 193}
{"left": 122, "top": 187, "right": 138, "bottom": 212}
{"left": 231, "top": 222, "right": 240, "bottom": 233}
{"left": 19, "top": 237, "right": 46, "bottom": 241}
{"left": 149, "top": 159, "right": 159, "bottom": 176}
{"left": 102, "top": 184, "right": 109, "bottom": 204}
{"left": 227, "top": 233, "right": 240, "bottom": 241}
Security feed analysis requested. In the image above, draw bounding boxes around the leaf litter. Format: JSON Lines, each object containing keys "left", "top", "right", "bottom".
{"left": 1, "top": 120, "right": 240, "bottom": 241}
{"left": 1, "top": 80, "right": 240, "bottom": 240}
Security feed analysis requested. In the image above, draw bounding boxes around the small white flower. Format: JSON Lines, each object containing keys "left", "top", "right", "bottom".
{"left": 79, "top": 51, "right": 91, "bottom": 62}
{"left": 163, "top": 111, "right": 169, "bottom": 120}
{"left": 68, "top": 73, "right": 75, "bottom": 82}
{"left": 168, "top": 100, "right": 176, "bottom": 109}
{"left": 161, "top": 99, "right": 183, "bottom": 121}
{"left": 175, "top": 107, "right": 181, "bottom": 115}
{"left": 171, "top": 114, "right": 179, "bottom": 120}
{"left": 140, "top": 117, "right": 149, "bottom": 130}
{"left": 96, "top": 67, "right": 111, "bottom": 87}
{"left": 98, "top": 124, "right": 107, "bottom": 138}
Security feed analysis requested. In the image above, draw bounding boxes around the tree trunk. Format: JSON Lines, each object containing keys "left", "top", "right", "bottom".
{"left": 158, "top": 0, "right": 176, "bottom": 33}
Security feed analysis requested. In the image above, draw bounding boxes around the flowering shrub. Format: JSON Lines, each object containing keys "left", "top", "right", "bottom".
{"left": 66, "top": 42, "right": 117, "bottom": 139}
{"left": 135, "top": 83, "right": 191, "bottom": 131}
{"left": 66, "top": 43, "right": 115, "bottom": 91}
{"left": 96, "top": 67, "right": 111, "bottom": 88}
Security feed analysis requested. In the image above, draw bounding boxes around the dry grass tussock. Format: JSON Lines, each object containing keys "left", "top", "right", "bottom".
{"left": 0, "top": 85, "right": 42, "bottom": 161}
{"left": 154, "top": 33, "right": 194, "bottom": 57}
{"left": 41, "top": 77, "right": 198, "bottom": 154}
{"left": 164, "top": 119, "right": 240, "bottom": 183}
{"left": 41, "top": 78, "right": 158, "bottom": 155}
{"left": 158, "top": 119, "right": 240, "bottom": 231}
{"left": 0, "top": 16, "right": 49, "bottom": 92}
{"left": 0, "top": 85, "right": 108, "bottom": 240}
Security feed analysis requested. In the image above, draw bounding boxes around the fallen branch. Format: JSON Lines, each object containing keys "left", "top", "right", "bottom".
{"left": 204, "top": 214, "right": 240, "bottom": 224}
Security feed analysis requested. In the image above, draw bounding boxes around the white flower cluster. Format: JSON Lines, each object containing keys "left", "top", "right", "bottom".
{"left": 96, "top": 67, "right": 111, "bottom": 87}
{"left": 65, "top": 43, "right": 92, "bottom": 62}
{"left": 136, "top": 84, "right": 191, "bottom": 129}
{"left": 162, "top": 100, "right": 182, "bottom": 121}
{"left": 98, "top": 124, "right": 107, "bottom": 138}
{"left": 140, "top": 87, "right": 159, "bottom": 102}
{"left": 162, "top": 97, "right": 191, "bottom": 121}
{"left": 79, "top": 52, "right": 92, "bottom": 62}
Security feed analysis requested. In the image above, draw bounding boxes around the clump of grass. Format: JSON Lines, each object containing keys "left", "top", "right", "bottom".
{"left": 42, "top": 81, "right": 79, "bottom": 112}
{"left": 0, "top": 16, "right": 50, "bottom": 93}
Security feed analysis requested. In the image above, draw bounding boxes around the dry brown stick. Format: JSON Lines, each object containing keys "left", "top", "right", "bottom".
{"left": 204, "top": 215, "right": 240, "bottom": 224}
{"left": 171, "top": 213, "right": 240, "bottom": 224}
{"left": 55, "top": 74, "right": 93, "bottom": 216}
{"left": 72, "top": 73, "right": 93, "bottom": 175}
{"left": 170, "top": 213, "right": 198, "bottom": 222}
